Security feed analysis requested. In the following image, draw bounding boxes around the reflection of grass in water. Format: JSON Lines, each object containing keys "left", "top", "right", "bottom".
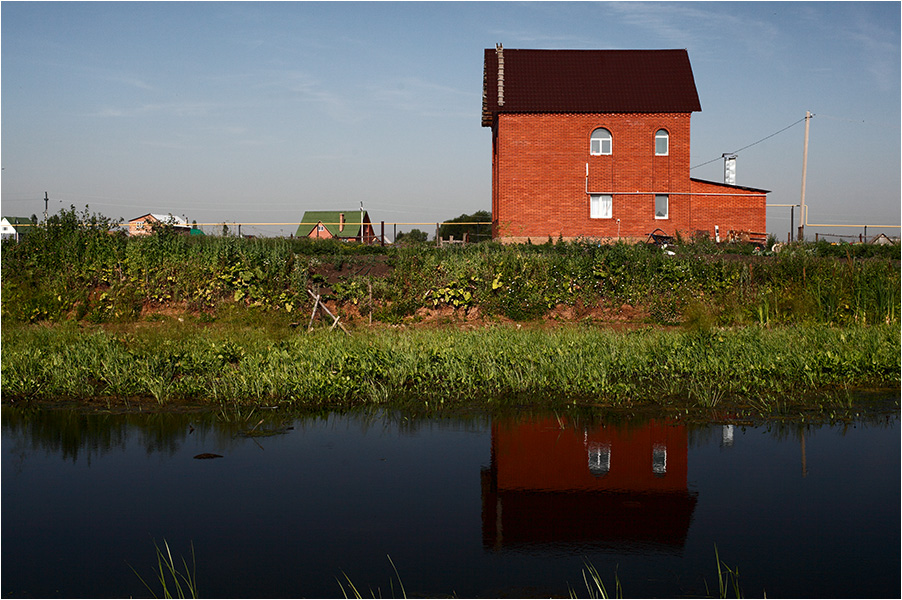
{"left": 237, "top": 417, "right": 293, "bottom": 437}
{"left": 129, "top": 540, "right": 197, "bottom": 599}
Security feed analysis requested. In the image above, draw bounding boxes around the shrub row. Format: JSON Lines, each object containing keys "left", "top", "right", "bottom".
{"left": 2, "top": 206, "right": 899, "bottom": 326}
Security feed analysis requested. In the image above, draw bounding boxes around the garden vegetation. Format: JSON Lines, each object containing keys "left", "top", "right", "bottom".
{"left": 1, "top": 206, "right": 899, "bottom": 412}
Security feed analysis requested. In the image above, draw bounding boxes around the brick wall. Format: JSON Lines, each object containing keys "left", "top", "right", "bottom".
{"left": 492, "top": 112, "right": 765, "bottom": 242}
{"left": 689, "top": 179, "right": 767, "bottom": 239}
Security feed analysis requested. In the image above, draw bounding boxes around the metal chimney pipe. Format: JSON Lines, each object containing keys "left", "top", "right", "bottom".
{"left": 723, "top": 154, "right": 737, "bottom": 185}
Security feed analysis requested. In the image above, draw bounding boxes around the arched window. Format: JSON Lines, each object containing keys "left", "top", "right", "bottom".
{"left": 590, "top": 128, "right": 612, "bottom": 155}
{"left": 655, "top": 129, "right": 669, "bottom": 155}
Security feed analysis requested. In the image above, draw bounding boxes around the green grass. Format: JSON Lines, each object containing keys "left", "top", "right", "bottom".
{"left": 129, "top": 540, "right": 197, "bottom": 599}
{"left": 124, "top": 544, "right": 757, "bottom": 599}
{"left": 338, "top": 556, "right": 407, "bottom": 599}
{"left": 3, "top": 321, "right": 898, "bottom": 416}
{"left": 339, "top": 549, "right": 748, "bottom": 598}
{"left": 571, "top": 561, "right": 622, "bottom": 599}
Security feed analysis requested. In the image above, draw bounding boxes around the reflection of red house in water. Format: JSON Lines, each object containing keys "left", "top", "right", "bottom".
{"left": 481, "top": 418, "right": 697, "bottom": 554}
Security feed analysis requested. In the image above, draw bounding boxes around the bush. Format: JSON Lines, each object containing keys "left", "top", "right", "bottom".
{"left": 2, "top": 209, "right": 899, "bottom": 326}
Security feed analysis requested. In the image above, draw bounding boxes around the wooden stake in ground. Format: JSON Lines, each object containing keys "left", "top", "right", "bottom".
{"left": 306, "top": 289, "right": 349, "bottom": 334}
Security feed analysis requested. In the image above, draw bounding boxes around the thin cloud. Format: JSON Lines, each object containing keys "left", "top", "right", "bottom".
{"left": 606, "top": 2, "right": 780, "bottom": 59}
{"left": 795, "top": 4, "right": 899, "bottom": 92}
{"left": 253, "top": 70, "right": 365, "bottom": 124}
{"left": 486, "top": 30, "right": 595, "bottom": 47}
{"left": 368, "top": 77, "right": 477, "bottom": 118}
{"left": 843, "top": 15, "right": 900, "bottom": 92}
{"left": 100, "top": 72, "right": 156, "bottom": 92}
{"left": 92, "top": 102, "right": 214, "bottom": 118}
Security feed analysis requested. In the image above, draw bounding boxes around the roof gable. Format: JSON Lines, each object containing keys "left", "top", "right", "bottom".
{"left": 129, "top": 213, "right": 187, "bottom": 226}
{"left": 298, "top": 210, "right": 370, "bottom": 238}
{"left": 2, "top": 216, "right": 33, "bottom": 226}
{"left": 483, "top": 48, "right": 701, "bottom": 126}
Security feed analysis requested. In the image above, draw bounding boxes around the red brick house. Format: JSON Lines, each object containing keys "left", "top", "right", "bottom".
{"left": 481, "top": 417, "right": 697, "bottom": 552}
{"left": 482, "top": 47, "right": 768, "bottom": 243}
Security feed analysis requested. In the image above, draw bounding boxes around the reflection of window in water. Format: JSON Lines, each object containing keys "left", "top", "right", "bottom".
{"left": 587, "top": 442, "right": 611, "bottom": 477}
{"left": 652, "top": 443, "right": 667, "bottom": 477}
{"left": 722, "top": 424, "right": 734, "bottom": 447}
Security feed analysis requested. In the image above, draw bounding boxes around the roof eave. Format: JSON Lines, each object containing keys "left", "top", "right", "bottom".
{"left": 690, "top": 178, "right": 771, "bottom": 194}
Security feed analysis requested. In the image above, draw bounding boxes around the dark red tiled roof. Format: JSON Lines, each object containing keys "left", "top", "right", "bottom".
{"left": 482, "top": 49, "right": 702, "bottom": 126}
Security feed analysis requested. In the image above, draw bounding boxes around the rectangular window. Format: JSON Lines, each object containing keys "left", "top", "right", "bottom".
{"left": 590, "top": 194, "right": 612, "bottom": 219}
{"left": 655, "top": 195, "right": 669, "bottom": 219}
{"left": 655, "top": 136, "right": 668, "bottom": 155}
{"left": 591, "top": 138, "right": 612, "bottom": 155}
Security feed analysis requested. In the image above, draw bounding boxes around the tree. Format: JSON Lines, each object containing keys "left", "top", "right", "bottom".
{"left": 438, "top": 210, "right": 491, "bottom": 242}
{"left": 396, "top": 228, "right": 429, "bottom": 244}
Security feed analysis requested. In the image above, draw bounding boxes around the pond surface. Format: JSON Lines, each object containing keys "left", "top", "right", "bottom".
{"left": 2, "top": 400, "right": 899, "bottom": 598}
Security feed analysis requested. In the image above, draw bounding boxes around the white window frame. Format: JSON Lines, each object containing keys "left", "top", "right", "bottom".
{"left": 590, "top": 194, "right": 612, "bottom": 219}
{"left": 587, "top": 442, "right": 611, "bottom": 477}
{"left": 590, "top": 128, "right": 612, "bottom": 156}
{"left": 655, "top": 129, "right": 669, "bottom": 156}
{"left": 655, "top": 195, "right": 669, "bottom": 219}
{"left": 652, "top": 443, "right": 667, "bottom": 475}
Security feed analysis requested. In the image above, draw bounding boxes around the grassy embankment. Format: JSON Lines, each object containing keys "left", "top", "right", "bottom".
{"left": 1, "top": 321, "right": 898, "bottom": 414}
{"left": 1, "top": 206, "right": 899, "bottom": 413}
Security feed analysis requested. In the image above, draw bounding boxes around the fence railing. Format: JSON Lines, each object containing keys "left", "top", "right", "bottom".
{"left": 4, "top": 219, "right": 900, "bottom": 246}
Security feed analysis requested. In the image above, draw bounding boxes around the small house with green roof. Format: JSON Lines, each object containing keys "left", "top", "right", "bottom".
{"left": 297, "top": 210, "right": 375, "bottom": 242}
{"left": 1, "top": 216, "right": 34, "bottom": 242}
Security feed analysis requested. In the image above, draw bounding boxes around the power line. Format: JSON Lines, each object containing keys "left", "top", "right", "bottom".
{"left": 691, "top": 115, "right": 812, "bottom": 170}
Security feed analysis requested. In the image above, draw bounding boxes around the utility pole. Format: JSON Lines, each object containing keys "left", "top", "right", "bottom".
{"left": 798, "top": 111, "right": 811, "bottom": 241}
{"left": 789, "top": 205, "right": 794, "bottom": 242}
{"left": 44, "top": 192, "right": 49, "bottom": 222}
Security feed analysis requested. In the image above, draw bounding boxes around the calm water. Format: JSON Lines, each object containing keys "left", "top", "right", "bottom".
{"left": 2, "top": 401, "right": 899, "bottom": 598}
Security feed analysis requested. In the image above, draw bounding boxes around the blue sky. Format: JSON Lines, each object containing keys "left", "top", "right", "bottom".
{"left": 2, "top": 1, "right": 899, "bottom": 239}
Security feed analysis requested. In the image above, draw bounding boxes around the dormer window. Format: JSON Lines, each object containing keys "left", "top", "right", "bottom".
{"left": 590, "top": 128, "right": 612, "bottom": 155}
{"left": 655, "top": 129, "right": 669, "bottom": 155}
